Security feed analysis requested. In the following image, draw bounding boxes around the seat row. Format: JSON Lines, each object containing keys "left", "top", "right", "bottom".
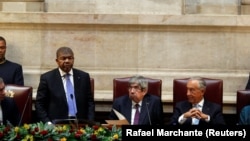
{"left": 6, "top": 76, "right": 250, "bottom": 124}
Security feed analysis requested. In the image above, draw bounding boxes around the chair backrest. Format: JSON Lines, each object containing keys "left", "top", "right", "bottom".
{"left": 173, "top": 77, "right": 223, "bottom": 111}
{"left": 113, "top": 76, "right": 162, "bottom": 100}
{"left": 5, "top": 84, "right": 33, "bottom": 124}
{"left": 236, "top": 90, "right": 250, "bottom": 119}
{"left": 90, "top": 78, "right": 94, "bottom": 98}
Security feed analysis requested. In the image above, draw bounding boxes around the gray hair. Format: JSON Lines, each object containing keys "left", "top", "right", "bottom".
{"left": 129, "top": 75, "right": 148, "bottom": 90}
{"left": 188, "top": 76, "right": 206, "bottom": 90}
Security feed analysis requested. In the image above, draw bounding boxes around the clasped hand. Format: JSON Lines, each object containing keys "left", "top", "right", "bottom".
{"left": 184, "top": 108, "right": 208, "bottom": 120}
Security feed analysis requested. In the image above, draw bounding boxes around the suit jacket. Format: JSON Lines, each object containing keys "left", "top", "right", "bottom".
{"left": 35, "top": 68, "right": 95, "bottom": 123}
{"left": 1, "top": 97, "right": 20, "bottom": 126}
{"left": 109, "top": 94, "right": 164, "bottom": 125}
{"left": 238, "top": 105, "right": 250, "bottom": 125}
{"left": 169, "top": 100, "right": 225, "bottom": 125}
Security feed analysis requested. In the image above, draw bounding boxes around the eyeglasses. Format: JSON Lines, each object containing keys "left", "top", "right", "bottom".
{"left": 128, "top": 85, "right": 142, "bottom": 92}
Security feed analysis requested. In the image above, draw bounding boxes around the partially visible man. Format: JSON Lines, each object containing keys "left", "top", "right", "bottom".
{"left": 0, "top": 77, "right": 20, "bottom": 126}
{"left": 35, "top": 47, "right": 95, "bottom": 124}
{"left": 238, "top": 105, "right": 250, "bottom": 125}
{"left": 0, "top": 36, "right": 24, "bottom": 85}
{"left": 109, "top": 75, "right": 164, "bottom": 125}
{"left": 169, "top": 76, "right": 226, "bottom": 125}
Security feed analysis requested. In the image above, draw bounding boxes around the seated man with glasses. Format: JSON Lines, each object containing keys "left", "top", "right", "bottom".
{"left": 108, "top": 75, "right": 164, "bottom": 125}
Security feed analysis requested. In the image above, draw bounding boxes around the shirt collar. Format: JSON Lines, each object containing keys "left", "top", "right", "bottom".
{"left": 58, "top": 68, "right": 73, "bottom": 77}
{"left": 194, "top": 98, "right": 204, "bottom": 107}
{"left": 132, "top": 101, "right": 142, "bottom": 107}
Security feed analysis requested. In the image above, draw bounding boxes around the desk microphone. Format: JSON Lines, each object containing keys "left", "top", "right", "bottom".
{"left": 18, "top": 92, "right": 31, "bottom": 126}
{"left": 146, "top": 101, "right": 152, "bottom": 125}
{"left": 70, "top": 94, "right": 79, "bottom": 129}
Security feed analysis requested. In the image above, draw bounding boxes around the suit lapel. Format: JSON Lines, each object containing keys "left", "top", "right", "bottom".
{"left": 72, "top": 69, "right": 81, "bottom": 98}
{"left": 183, "top": 102, "right": 193, "bottom": 125}
{"left": 139, "top": 101, "right": 148, "bottom": 124}
{"left": 124, "top": 98, "right": 132, "bottom": 124}
{"left": 139, "top": 95, "right": 150, "bottom": 124}
{"left": 54, "top": 69, "right": 67, "bottom": 103}
{"left": 202, "top": 100, "right": 210, "bottom": 114}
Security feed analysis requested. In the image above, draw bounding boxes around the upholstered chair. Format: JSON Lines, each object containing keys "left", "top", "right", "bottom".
{"left": 5, "top": 84, "right": 33, "bottom": 125}
{"left": 113, "top": 76, "right": 162, "bottom": 100}
{"left": 173, "top": 77, "right": 223, "bottom": 112}
{"left": 236, "top": 90, "right": 250, "bottom": 120}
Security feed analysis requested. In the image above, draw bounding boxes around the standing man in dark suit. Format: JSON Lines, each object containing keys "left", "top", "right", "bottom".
{"left": 0, "top": 77, "right": 20, "bottom": 126}
{"left": 109, "top": 75, "right": 164, "bottom": 125}
{"left": 35, "top": 47, "right": 95, "bottom": 124}
{"left": 0, "top": 36, "right": 24, "bottom": 85}
{"left": 169, "top": 76, "right": 225, "bottom": 125}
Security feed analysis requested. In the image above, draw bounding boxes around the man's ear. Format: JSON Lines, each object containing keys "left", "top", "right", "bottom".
{"left": 201, "top": 89, "right": 206, "bottom": 94}
{"left": 143, "top": 88, "right": 148, "bottom": 94}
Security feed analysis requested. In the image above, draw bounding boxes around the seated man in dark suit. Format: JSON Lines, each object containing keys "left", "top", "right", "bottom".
{"left": 169, "top": 76, "right": 226, "bottom": 125}
{"left": 109, "top": 75, "right": 164, "bottom": 125}
{"left": 0, "top": 77, "right": 20, "bottom": 126}
{"left": 238, "top": 105, "right": 250, "bottom": 125}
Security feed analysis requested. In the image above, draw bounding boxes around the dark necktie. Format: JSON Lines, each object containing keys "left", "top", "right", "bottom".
{"left": 65, "top": 73, "right": 77, "bottom": 116}
{"left": 133, "top": 104, "right": 140, "bottom": 125}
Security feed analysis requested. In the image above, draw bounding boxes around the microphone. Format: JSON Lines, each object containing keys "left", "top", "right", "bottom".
{"left": 18, "top": 92, "right": 31, "bottom": 126}
{"left": 70, "top": 94, "right": 79, "bottom": 129}
{"left": 146, "top": 101, "right": 152, "bottom": 125}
